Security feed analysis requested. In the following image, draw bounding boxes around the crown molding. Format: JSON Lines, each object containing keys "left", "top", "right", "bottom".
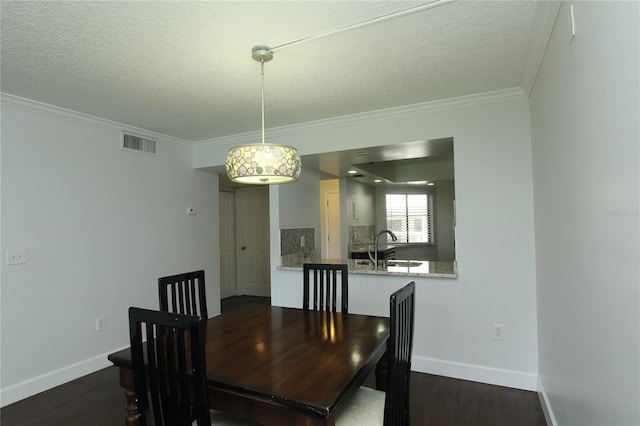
{"left": 519, "top": 1, "right": 561, "bottom": 95}
{"left": 0, "top": 93, "right": 191, "bottom": 147}
{"left": 194, "top": 87, "right": 528, "bottom": 149}
{"left": 2, "top": 85, "right": 530, "bottom": 151}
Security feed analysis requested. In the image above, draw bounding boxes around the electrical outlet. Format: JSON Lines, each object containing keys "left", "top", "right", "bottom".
{"left": 6, "top": 248, "right": 26, "bottom": 265}
{"left": 96, "top": 316, "right": 107, "bottom": 332}
{"left": 493, "top": 324, "right": 505, "bottom": 341}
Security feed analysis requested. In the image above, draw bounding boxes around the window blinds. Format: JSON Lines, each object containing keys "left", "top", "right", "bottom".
{"left": 385, "top": 193, "right": 433, "bottom": 243}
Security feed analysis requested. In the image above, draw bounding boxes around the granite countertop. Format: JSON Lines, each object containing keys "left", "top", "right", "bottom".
{"left": 278, "top": 256, "right": 457, "bottom": 279}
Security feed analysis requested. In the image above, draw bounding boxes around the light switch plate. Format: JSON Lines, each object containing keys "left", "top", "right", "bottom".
{"left": 569, "top": 4, "right": 576, "bottom": 43}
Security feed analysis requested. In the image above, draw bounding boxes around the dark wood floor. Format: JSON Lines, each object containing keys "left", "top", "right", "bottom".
{"left": 1, "top": 296, "right": 547, "bottom": 426}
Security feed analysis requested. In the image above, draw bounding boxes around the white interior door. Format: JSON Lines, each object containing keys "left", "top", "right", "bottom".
{"left": 326, "top": 191, "right": 341, "bottom": 259}
{"left": 235, "top": 186, "right": 271, "bottom": 297}
{"left": 219, "top": 191, "right": 236, "bottom": 299}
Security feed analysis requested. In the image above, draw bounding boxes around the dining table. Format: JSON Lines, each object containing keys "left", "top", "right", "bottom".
{"left": 108, "top": 303, "right": 390, "bottom": 426}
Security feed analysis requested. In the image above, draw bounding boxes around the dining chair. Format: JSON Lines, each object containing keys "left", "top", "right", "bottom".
{"left": 159, "top": 270, "right": 208, "bottom": 319}
{"left": 129, "top": 307, "right": 253, "bottom": 426}
{"left": 129, "top": 307, "right": 209, "bottom": 426}
{"left": 337, "top": 281, "right": 416, "bottom": 426}
{"left": 303, "top": 263, "right": 349, "bottom": 313}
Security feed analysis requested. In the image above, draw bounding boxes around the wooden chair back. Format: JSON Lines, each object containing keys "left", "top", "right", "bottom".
{"left": 128, "top": 307, "right": 210, "bottom": 426}
{"left": 303, "top": 263, "right": 349, "bottom": 313}
{"left": 158, "top": 270, "right": 207, "bottom": 318}
{"left": 384, "top": 281, "right": 416, "bottom": 426}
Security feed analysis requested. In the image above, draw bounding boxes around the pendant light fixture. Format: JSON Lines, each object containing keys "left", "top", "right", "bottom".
{"left": 225, "top": 46, "right": 301, "bottom": 184}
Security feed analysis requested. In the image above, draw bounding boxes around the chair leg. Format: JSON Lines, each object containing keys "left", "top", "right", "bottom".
{"left": 375, "top": 352, "right": 389, "bottom": 391}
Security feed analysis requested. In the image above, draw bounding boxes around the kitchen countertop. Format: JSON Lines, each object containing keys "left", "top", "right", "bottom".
{"left": 278, "top": 257, "right": 457, "bottom": 278}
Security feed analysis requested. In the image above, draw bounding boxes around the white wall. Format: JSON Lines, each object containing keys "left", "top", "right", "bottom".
{"left": 0, "top": 96, "right": 221, "bottom": 406}
{"left": 195, "top": 92, "right": 539, "bottom": 390}
{"left": 278, "top": 164, "right": 322, "bottom": 256}
{"left": 530, "top": 2, "right": 639, "bottom": 425}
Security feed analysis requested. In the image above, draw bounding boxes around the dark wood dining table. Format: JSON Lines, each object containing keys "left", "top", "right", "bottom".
{"left": 108, "top": 303, "right": 390, "bottom": 426}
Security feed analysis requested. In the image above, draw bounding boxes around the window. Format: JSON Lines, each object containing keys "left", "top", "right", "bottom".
{"left": 385, "top": 193, "right": 433, "bottom": 243}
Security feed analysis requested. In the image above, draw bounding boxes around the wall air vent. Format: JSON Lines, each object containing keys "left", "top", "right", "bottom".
{"left": 122, "top": 133, "right": 157, "bottom": 155}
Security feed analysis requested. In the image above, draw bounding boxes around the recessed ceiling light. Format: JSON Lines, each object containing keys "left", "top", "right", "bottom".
{"left": 348, "top": 170, "right": 358, "bottom": 174}
{"left": 427, "top": 182, "right": 435, "bottom": 186}
{"left": 407, "top": 180, "right": 428, "bottom": 185}
{"left": 374, "top": 179, "right": 382, "bottom": 183}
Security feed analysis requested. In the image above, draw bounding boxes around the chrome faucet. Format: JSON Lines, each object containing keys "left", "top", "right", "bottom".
{"left": 368, "top": 230, "right": 398, "bottom": 271}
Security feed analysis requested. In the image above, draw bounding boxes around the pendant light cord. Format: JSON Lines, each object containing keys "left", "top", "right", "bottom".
{"left": 271, "top": 0, "right": 457, "bottom": 51}
{"left": 260, "top": 60, "right": 266, "bottom": 144}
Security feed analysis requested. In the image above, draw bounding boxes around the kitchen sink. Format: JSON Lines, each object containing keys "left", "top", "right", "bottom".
{"left": 386, "top": 260, "right": 423, "bottom": 267}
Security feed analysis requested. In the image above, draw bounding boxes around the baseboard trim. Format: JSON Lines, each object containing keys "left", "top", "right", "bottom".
{"left": 537, "top": 377, "right": 558, "bottom": 426}
{"left": 0, "top": 348, "right": 126, "bottom": 407}
{"left": 2, "top": 351, "right": 540, "bottom": 407}
{"left": 412, "top": 355, "right": 538, "bottom": 391}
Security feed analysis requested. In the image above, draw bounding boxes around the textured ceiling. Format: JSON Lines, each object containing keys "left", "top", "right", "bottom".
{"left": 1, "top": 1, "right": 547, "bottom": 142}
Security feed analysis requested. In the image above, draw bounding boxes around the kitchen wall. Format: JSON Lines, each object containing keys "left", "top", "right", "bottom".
{"left": 434, "top": 180, "right": 456, "bottom": 260}
{"left": 530, "top": 2, "right": 639, "bottom": 425}
{"left": 346, "top": 178, "right": 455, "bottom": 261}
{"left": 194, "top": 91, "right": 539, "bottom": 391}
{"left": 374, "top": 183, "right": 455, "bottom": 261}
{"left": 346, "top": 179, "right": 376, "bottom": 251}
{"left": 0, "top": 97, "right": 221, "bottom": 405}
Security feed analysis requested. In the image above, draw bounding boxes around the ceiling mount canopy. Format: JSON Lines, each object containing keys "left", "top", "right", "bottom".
{"left": 225, "top": 46, "right": 302, "bottom": 185}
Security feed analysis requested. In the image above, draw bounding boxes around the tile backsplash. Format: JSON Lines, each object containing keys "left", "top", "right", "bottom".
{"left": 280, "top": 228, "right": 315, "bottom": 256}
{"left": 350, "top": 225, "right": 375, "bottom": 244}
